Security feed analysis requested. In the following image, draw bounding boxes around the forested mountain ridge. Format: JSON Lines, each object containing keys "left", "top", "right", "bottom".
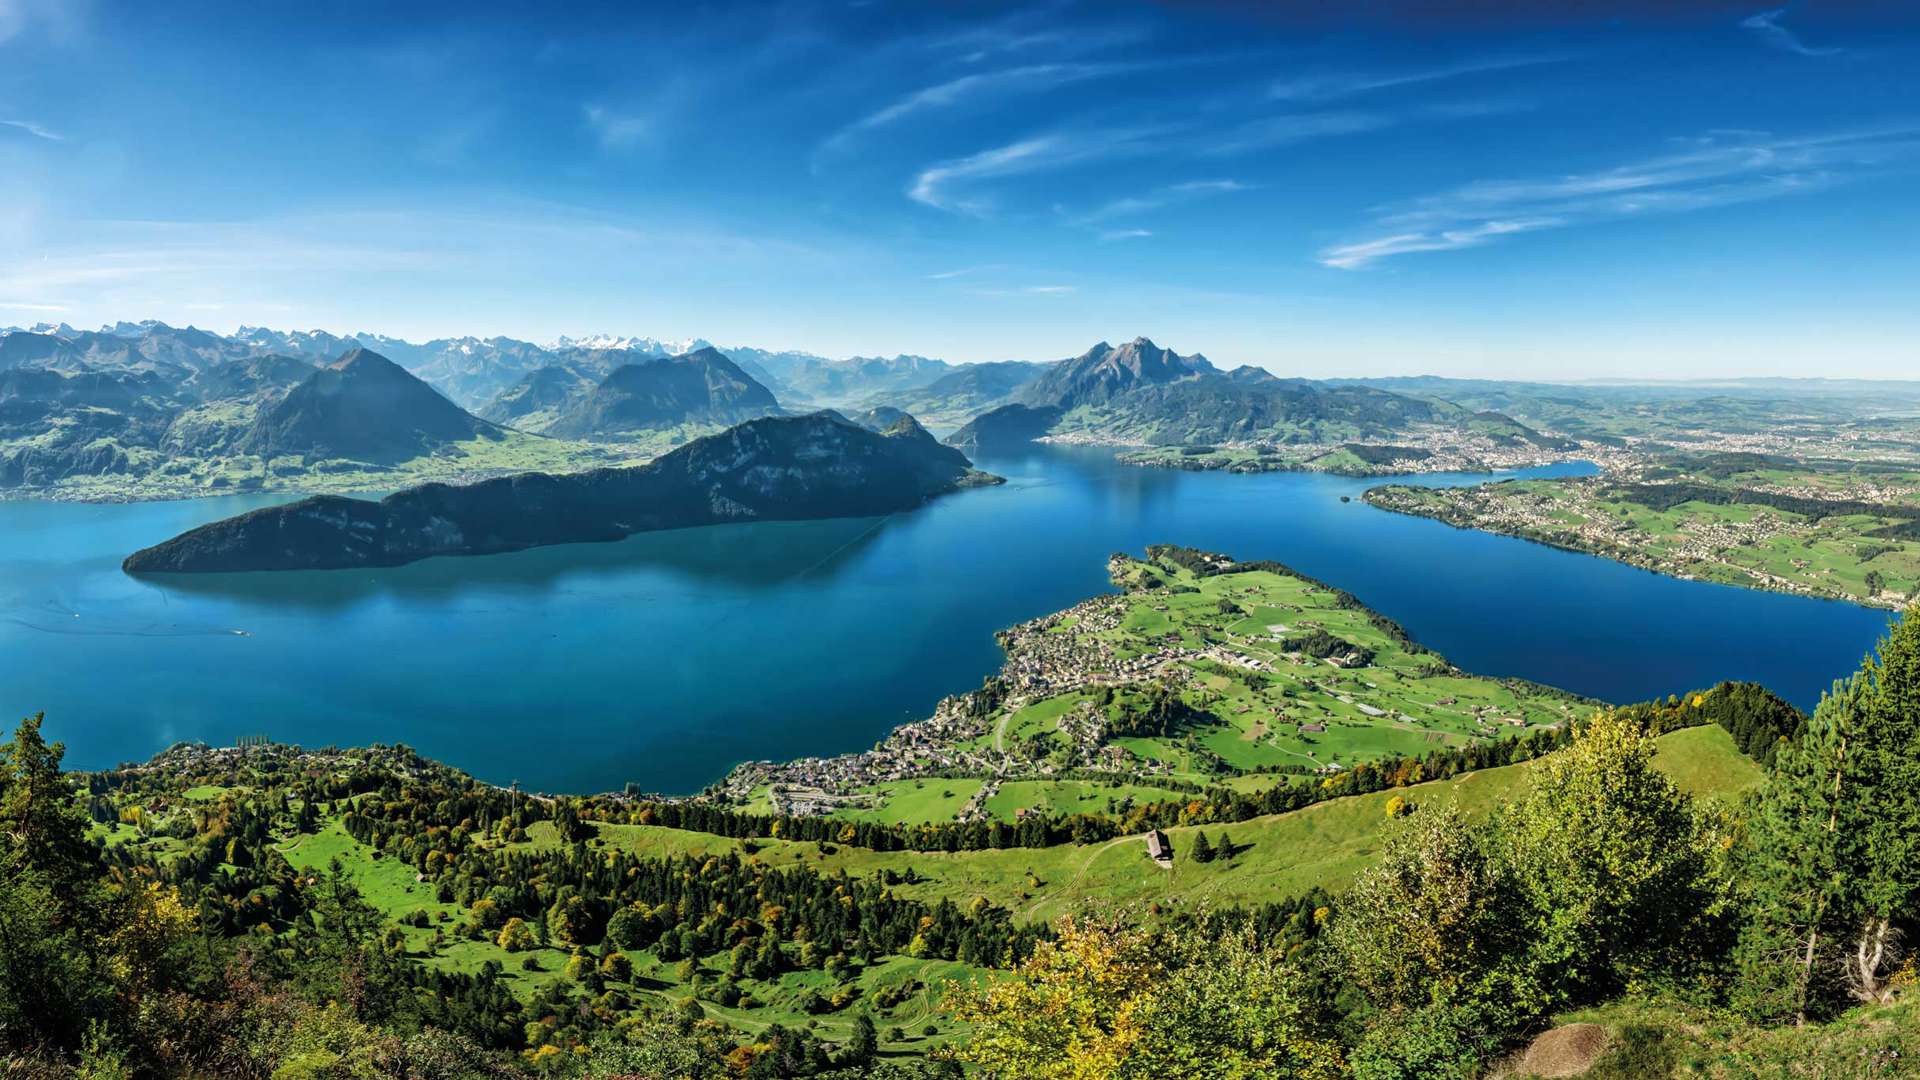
{"left": 121, "top": 412, "right": 995, "bottom": 573}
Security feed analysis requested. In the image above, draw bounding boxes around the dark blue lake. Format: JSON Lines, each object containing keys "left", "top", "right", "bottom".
{"left": 0, "top": 446, "right": 1892, "bottom": 793}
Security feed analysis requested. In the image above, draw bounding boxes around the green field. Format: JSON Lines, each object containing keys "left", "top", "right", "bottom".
{"left": 730, "top": 548, "right": 1586, "bottom": 829}
{"left": 1370, "top": 466, "right": 1920, "bottom": 608}
{"left": 1025, "top": 550, "right": 1580, "bottom": 780}
{"left": 290, "top": 724, "right": 1756, "bottom": 956}
{"left": 85, "top": 705, "right": 1764, "bottom": 1066}
{"left": 10, "top": 428, "right": 660, "bottom": 502}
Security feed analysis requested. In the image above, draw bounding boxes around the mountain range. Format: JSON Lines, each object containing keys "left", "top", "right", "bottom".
{"left": 949, "top": 336, "right": 1562, "bottom": 451}
{"left": 0, "top": 320, "right": 1573, "bottom": 495}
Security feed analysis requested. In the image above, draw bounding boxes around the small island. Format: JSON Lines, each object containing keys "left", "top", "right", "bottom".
{"left": 123, "top": 412, "right": 998, "bottom": 573}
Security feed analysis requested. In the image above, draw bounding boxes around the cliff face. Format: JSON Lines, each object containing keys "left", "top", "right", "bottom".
{"left": 123, "top": 413, "right": 998, "bottom": 573}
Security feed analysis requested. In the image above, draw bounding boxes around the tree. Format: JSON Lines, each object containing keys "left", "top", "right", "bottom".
{"left": 599, "top": 950, "right": 632, "bottom": 982}
{"left": 846, "top": 1013, "right": 878, "bottom": 1068}
{"left": 1736, "top": 608, "right": 1920, "bottom": 1020}
{"left": 606, "top": 905, "right": 650, "bottom": 950}
{"left": 1497, "top": 709, "right": 1723, "bottom": 1004}
{"left": 1190, "top": 831, "right": 1215, "bottom": 864}
{"left": 751, "top": 934, "right": 783, "bottom": 980}
{"left": 0, "top": 715, "right": 115, "bottom": 1050}
{"left": 951, "top": 918, "right": 1342, "bottom": 1079}
{"left": 496, "top": 917, "right": 535, "bottom": 953}
{"left": 0, "top": 715, "right": 98, "bottom": 897}
{"left": 1331, "top": 804, "right": 1532, "bottom": 1019}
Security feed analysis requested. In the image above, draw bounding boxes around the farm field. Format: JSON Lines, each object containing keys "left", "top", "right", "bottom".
{"left": 727, "top": 546, "right": 1588, "bottom": 827}
{"left": 1368, "top": 460, "right": 1920, "bottom": 608}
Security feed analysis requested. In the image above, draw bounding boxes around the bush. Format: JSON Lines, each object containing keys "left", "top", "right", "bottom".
{"left": 1348, "top": 1002, "right": 1488, "bottom": 1080}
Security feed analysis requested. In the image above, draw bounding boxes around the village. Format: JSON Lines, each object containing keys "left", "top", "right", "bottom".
{"left": 713, "top": 548, "right": 1574, "bottom": 821}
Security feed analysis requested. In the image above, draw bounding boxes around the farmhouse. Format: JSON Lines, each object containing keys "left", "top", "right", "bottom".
{"left": 1144, "top": 829, "right": 1172, "bottom": 864}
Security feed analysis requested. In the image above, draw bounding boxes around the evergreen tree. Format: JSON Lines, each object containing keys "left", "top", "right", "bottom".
{"left": 1735, "top": 679, "right": 1859, "bottom": 1023}
{"left": 847, "top": 1013, "right": 879, "bottom": 1068}
{"left": 1738, "top": 609, "right": 1920, "bottom": 1019}
{"left": 1190, "top": 831, "right": 1215, "bottom": 864}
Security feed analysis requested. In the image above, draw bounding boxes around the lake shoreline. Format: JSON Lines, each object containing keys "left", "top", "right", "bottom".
{"left": 1363, "top": 485, "right": 1904, "bottom": 612}
{"left": 6, "top": 448, "right": 1891, "bottom": 794}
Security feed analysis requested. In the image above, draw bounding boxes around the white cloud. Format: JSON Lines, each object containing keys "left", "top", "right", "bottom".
{"left": 0, "top": 0, "right": 88, "bottom": 44}
{"left": 970, "top": 283, "right": 1077, "bottom": 297}
{"left": 1319, "top": 219, "right": 1560, "bottom": 270}
{"left": 0, "top": 118, "right": 62, "bottom": 141}
{"left": 1199, "top": 111, "right": 1390, "bottom": 157}
{"left": 1099, "top": 228, "right": 1152, "bottom": 242}
{"left": 583, "top": 104, "right": 654, "bottom": 150}
{"left": 1321, "top": 128, "right": 1920, "bottom": 269}
{"left": 819, "top": 62, "right": 1141, "bottom": 161}
{"left": 908, "top": 129, "right": 1163, "bottom": 215}
{"left": 1269, "top": 56, "right": 1566, "bottom": 102}
{"left": 1078, "top": 179, "right": 1252, "bottom": 224}
{"left": 1740, "top": 8, "right": 1841, "bottom": 57}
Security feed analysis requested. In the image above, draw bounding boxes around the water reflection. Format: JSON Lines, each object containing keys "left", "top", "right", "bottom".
{"left": 134, "top": 515, "right": 896, "bottom": 607}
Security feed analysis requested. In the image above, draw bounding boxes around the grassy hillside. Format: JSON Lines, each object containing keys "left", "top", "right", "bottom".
{"left": 221, "top": 723, "right": 1761, "bottom": 1056}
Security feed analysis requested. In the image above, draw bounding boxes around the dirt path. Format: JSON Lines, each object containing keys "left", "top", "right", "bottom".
{"left": 1022, "top": 831, "right": 1148, "bottom": 922}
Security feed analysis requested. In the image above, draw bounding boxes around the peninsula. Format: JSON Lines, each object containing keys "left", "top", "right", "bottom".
{"left": 122, "top": 412, "right": 997, "bottom": 573}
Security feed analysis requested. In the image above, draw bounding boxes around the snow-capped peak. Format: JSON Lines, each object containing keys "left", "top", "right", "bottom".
{"left": 548, "top": 333, "right": 714, "bottom": 355}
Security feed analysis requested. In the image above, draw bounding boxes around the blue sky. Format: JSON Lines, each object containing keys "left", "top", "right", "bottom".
{"left": 2, "top": 1, "right": 1917, "bottom": 378}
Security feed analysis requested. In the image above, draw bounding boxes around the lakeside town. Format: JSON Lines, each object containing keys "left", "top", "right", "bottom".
{"left": 711, "top": 549, "right": 1577, "bottom": 820}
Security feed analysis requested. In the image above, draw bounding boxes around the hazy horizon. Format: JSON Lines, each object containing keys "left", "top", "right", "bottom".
{"left": 3, "top": 2, "right": 1917, "bottom": 379}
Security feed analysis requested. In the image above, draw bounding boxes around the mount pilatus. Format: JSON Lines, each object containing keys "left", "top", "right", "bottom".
{"left": 235, "top": 349, "right": 500, "bottom": 463}
{"left": 1017, "top": 337, "right": 1215, "bottom": 409}
{"left": 949, "top": 335, "right": 1545, "bottom": 450}
{"left": 542, "top": 347, "right": 780, "bottom": 439}
{"left": 122, "top": 412, "right": 998, "bottom": 573}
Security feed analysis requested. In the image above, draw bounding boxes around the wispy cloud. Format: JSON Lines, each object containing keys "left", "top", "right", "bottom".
{"left": 970, "top": 283, "right": 1077, "bottom": 297}
{"left": 1269, "top": 56, "right": 1566, "bottom": 102}
{"left": 1081, "top": 179, "right": 1250, "bottom": 222}
{"left": 0, "top": 0, "right": 88, "bottom": 44}
{"left": 928, "top": 9, "right": 1145, "bottom": 65}
{"left": 583, "top": 104, "right": 654, "bottom": 150}
{"left": 1740, "top": 8, "right": 1841, "bottom": 57}
{"left": 1, "top": 118, "right": 63, "bottom": 142}
{"left": 1320, "top": 219, "right": 1560, "bottom": 270}
{"left": 1098, "top": 228, "right": 1152, "bottom": 242}
{"left": 909, "top": 128, "right": 1164, "bottom": 215}
{"left": 1199, "top": 111, "right": 1388, "bottom": 157}
{"left": 819, "top": 62, "right": 1140, "bottom": 161}
{"left": 1321, "top": 128, "right": 1920, "bottom": 269}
